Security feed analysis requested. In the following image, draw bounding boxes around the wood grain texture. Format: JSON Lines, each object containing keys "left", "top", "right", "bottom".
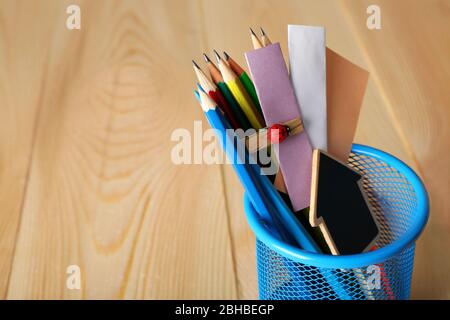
{"left": 3, "top": 0, "right": 237, "bottom": 299}
{"left": 0, "top": 0, "right": 448, "bottom": 299}
{"left": 342, "top": 0, "right": 450, "bottom": 299}
{"left": 0, "top": 0, "right": 46, "bottom": 298}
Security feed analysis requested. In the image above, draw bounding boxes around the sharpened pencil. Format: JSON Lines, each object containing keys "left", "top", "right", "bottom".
{"left": 203, "top": 53, "right": 222, "bottom": 84}
{"left": 197, "top": 89, "right": 287, "bottom": 242}
{"left": 223, "top": 51, "right": 262, "bottom": 114}
{"left": 203, "top": 53, "right": 252, "bottom": 130}
{"left": 193, "top": 60, "right": 240, "bottom": 129}
{"left": 260, "top": 27, "right": 272, "bottom": 46}
{"left": 250, "top": 28, "right": 263, "bottom": 50}
{"left": 214, "top": 50, "right": 265, "bottom": 129}
{"left": 197, "top": 89, "right": 297, "bottom": 244}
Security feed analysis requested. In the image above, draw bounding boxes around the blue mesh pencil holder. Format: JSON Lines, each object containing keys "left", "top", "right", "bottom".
{"left": 244, "top": 144, "right": 429, "bottom": 300}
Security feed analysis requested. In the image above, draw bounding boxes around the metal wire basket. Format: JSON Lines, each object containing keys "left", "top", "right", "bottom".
{"left": 244, "top": 144, "right": 429, "bottom": 300}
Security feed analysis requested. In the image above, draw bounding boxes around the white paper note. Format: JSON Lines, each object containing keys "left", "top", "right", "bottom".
{"left": 288, "top": 25, "right": 327, "bottom": 150}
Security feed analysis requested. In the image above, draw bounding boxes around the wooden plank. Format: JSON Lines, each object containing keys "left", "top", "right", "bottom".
{"left": 341, "top": 0, "right": 450, "bottom": 300}
{"left": 221, "top": 165, "right": 258, "bottom": 299}
{"left": 1, "top": 0, "right": 445, "bottom": 299}
{"left": 6, "top": 0, "right": 237, "bottom": 299}
{"left": 0, "top": 0, "right": 54, "bottom": 297}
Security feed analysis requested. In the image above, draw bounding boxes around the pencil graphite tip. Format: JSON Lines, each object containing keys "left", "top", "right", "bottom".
{"left": 223, "top": 51, "right": 230, "bottom": 61}
{"left": 196, "top": 82, "right": 205, "bottom": 93}
{"left": 192, "top": 60, "right": 201, "bottom": 70}
{"left": 203, "top": 53, "right": 211, "bottom": 63}
{"left": 250, "top": 27, "right": 257, "bottom": 37}
{"left": 213, "top": 49, "right": 221, "bottom": 63}
{"left": 260, "top": 27, "right": 266, "bottom": 36}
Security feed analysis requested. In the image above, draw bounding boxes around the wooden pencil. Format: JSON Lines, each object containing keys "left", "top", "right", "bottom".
{"left": 214, "top": 50, "right": 264, "bottom": 129}
{"left": 192, "top": 60, "right": 240, "bottom": 129}
{"left": 250, "top": 29, "right": 291, "bottom": 201}
{"left": 260, "top": 27, "right": 272, "bottom": 46}
{"left": 250, "top": 28, "right": 263, "bottom": 50}
{"left": 223, "top": 51, "right": 262, "bottom": 114}
{"left": 203, "top": 53, "right": 223, "bottom": 84}
{"left": 196, "top": 89, "right": 281, "bottom": 236}
{"left": 203, "top": 54, "right": 252, "bottom": 130}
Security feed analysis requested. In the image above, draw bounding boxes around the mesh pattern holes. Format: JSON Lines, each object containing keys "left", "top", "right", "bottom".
{"left": 256, "top": 151, "right": 420, "bottom": 300}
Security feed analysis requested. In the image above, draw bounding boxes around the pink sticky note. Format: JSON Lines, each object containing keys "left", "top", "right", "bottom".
{"left": 246, "top": 43, "right": 312, "bottom": 211}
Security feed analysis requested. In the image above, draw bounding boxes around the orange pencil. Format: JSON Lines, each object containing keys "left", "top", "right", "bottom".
{"left": 215, "top": 50, "right": 264, "bottom": 129}
{"left": 203, "top": 54, "right": 251, "bottom": 130}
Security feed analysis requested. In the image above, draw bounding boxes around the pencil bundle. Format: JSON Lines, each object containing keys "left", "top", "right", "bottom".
{"left": 191, "top": 26, "right": 387, "bottom": 300}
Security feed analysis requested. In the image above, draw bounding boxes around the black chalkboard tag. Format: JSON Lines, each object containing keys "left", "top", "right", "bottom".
{"left": 309, "top": 149, "right": 380, "bottom": 255}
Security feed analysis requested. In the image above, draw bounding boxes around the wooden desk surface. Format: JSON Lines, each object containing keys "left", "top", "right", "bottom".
{"left": 0, "top": 0, "right": 448, "bottom": 299}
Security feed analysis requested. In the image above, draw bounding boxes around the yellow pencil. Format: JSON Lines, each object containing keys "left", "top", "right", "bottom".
{"left": 214, "top": 50, "right": 264, "bottom": 129}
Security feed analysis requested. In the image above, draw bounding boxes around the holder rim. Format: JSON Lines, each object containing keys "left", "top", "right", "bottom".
{"left": 244, "top": 144, "right": 429, "bottom": 269}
